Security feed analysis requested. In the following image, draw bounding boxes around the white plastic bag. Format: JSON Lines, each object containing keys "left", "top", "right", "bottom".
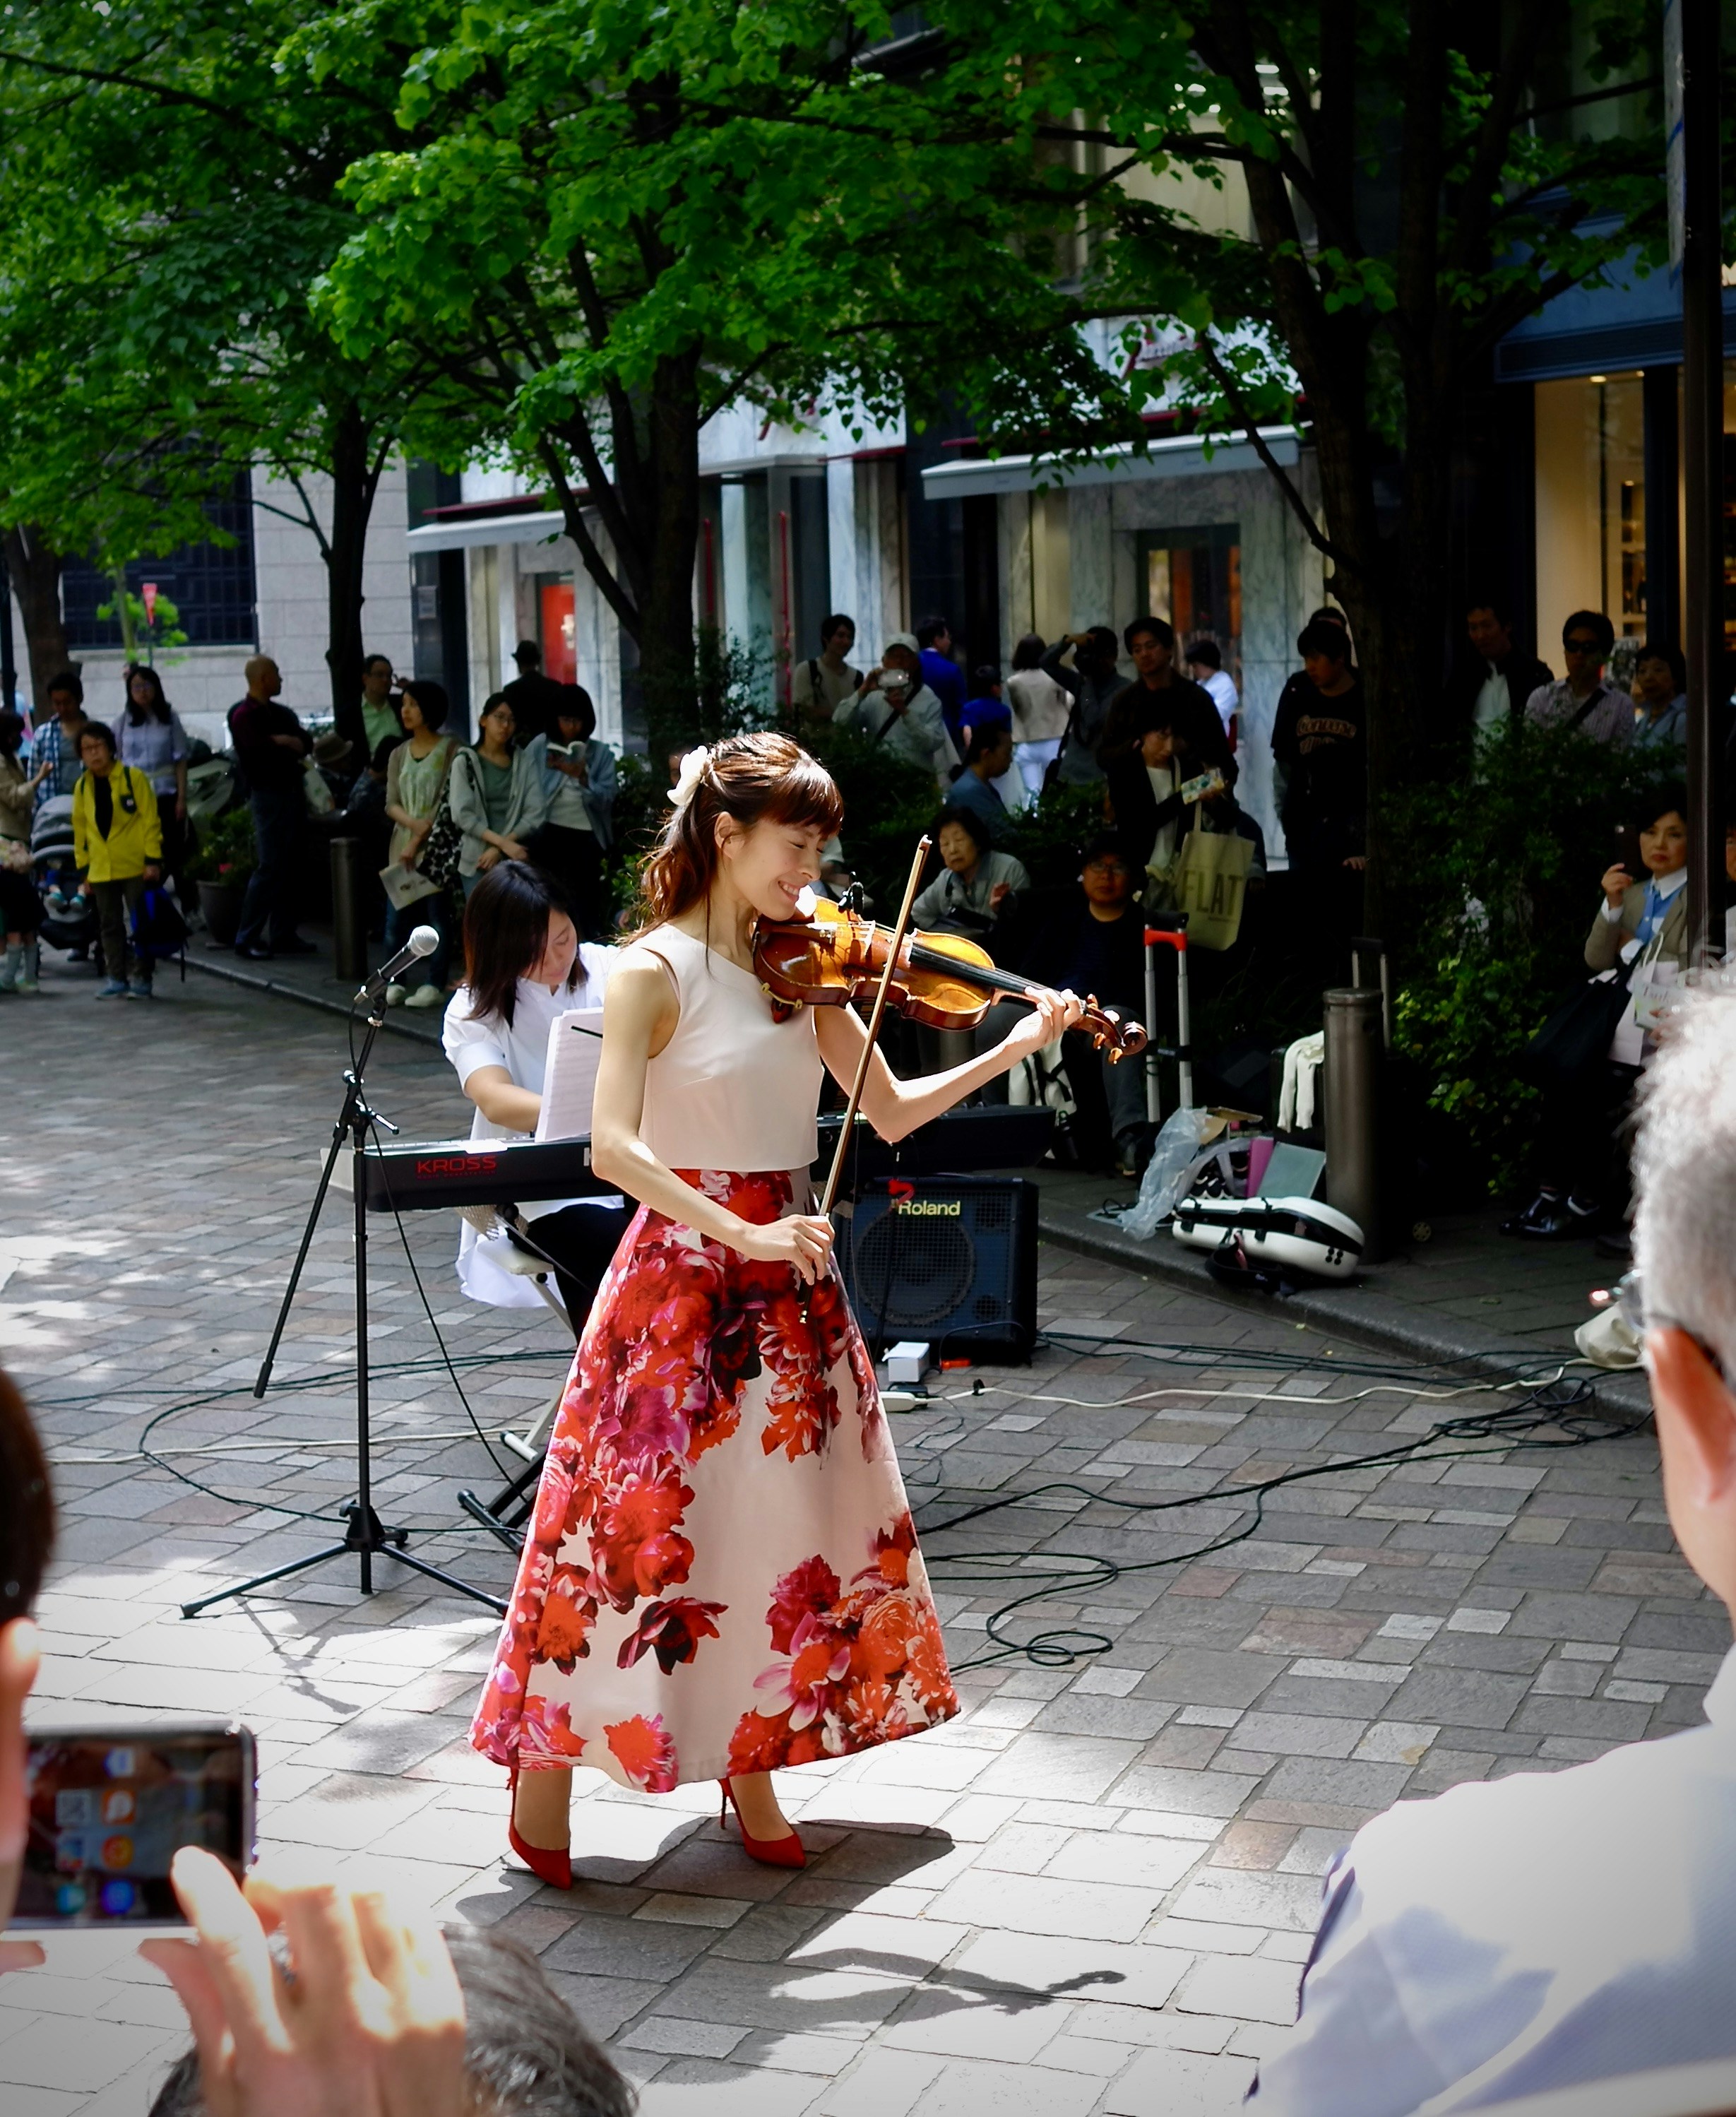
{"left": 1118, "top": 1105, "right": 1217, "bottom": 1241}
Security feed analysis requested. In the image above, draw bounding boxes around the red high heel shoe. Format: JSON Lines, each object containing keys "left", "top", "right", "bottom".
{"left": 719, "top": 1777, "right": 806, "bottom": 1868}
{"left": 507, "top": 1765, "right": 572, "bottom": 1890}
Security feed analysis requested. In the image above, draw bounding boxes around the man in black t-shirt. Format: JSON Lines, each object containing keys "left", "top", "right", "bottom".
{"left": 1001, "top": 834, "right": 1148, "bottom": 1173}
{"left": 1271, "top": 618, "right": 1365, "bottom": 873}
{"left": 501, "top": 641, "right": 566, "bottom": 745}
{"left": 1105, "top": 616, "right": 1235, "bottom": 788}
{"left": 226, "top": 656, "right": 315, "bottom": 961}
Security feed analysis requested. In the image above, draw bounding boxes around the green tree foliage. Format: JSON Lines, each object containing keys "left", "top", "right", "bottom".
{"left": 1389, "top": 722, "right": 1687, "bottom": 1187}
{"left": 297, "top": 0, "right": 1133, "bottom": 725}
{"left": 0, "top": 2, "right": 465, "bottom": 718}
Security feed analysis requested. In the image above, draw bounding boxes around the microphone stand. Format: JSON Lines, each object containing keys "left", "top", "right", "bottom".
{"left": 182, "top": 988, "right": 506, "bottom": 1620}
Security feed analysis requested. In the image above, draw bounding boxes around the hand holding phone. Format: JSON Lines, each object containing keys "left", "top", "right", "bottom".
{"left": 141, "top": 1849, "right": 468, "bottom": 2117}
{"left": 12, "top": 1721, "right": 255, "bottom": 1931}
{"left": 0, "top": 1620, "right": 42, "bottom": 1974}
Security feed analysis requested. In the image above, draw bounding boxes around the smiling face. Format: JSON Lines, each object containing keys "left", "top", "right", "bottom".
{"left": 717, "top": 812, "right": 828, "bottom": 922}
{"left": 1641, "top": 810, "right": 1689, "bottom": 877}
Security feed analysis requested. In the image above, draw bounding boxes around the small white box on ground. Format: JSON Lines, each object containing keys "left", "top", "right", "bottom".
{"left": 884, "top": 1341, "right": 930, "bottom": 1385}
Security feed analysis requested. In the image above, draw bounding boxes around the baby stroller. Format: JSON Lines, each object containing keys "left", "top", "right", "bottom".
{"left": 31, "top": 795, "right": 99, "bottom": 961}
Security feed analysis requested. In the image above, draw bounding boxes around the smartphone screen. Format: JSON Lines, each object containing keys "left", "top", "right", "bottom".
{"left": 13, "top": 1723, "right": 256, "bottom": 1928}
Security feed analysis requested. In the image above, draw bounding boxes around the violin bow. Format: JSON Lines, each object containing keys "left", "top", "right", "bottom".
{"left": 817, "top": 832, "right": 933, "bottom": 1224}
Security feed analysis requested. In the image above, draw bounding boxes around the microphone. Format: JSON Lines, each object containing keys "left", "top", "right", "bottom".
{"left": 357, "top": 924, "right": 440, "bottom": 1003}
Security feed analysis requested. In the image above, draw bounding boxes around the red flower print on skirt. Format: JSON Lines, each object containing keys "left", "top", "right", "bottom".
{"left": 469, "top": 1169, "right": 957, "bottom": 1789}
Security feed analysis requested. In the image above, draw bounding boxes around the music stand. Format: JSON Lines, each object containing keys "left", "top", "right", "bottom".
{"left": 182, "top": 994, "right": 507, "bottom": 1620}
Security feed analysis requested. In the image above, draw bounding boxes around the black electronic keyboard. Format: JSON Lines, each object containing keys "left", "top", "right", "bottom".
{"left": 363, "top": 1105, "right": 1056, "bottom": 1215}
{"left": 362, "top": 1137, "right": 614, "bottom": 1213}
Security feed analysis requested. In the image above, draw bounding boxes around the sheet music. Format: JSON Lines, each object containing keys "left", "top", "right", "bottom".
{"left": 535, "top": 1007, "right": 605, "bottom": 1141}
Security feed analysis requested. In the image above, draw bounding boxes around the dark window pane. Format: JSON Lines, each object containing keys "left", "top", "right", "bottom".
{"left": 62, "top": 474, "right": 257, "bottom": 650}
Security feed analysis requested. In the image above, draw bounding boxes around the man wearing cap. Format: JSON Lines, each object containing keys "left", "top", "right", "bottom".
{"left": 833, "top": 634, "right": 956, "bottom": 785}
{"left": 502, "top": 639, "right": 565, "bottom": 745}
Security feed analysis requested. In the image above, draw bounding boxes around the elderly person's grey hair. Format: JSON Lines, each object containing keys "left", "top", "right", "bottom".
{"left": 1634, "top": 985, "right": 1736, "bottom": 1379}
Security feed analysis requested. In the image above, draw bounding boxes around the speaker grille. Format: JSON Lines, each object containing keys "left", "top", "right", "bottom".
{"left": 851, "top": 1213, "right": 975, "bottom": 1329}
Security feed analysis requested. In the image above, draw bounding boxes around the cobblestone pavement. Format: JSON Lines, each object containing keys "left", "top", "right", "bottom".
{"left": 0, "top": 976, "right": 1715, "bottom": 2116}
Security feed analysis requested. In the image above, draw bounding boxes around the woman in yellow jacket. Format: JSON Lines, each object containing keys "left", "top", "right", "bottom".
{"left": 72, "top": 719, "right": 162, "bottom": 998}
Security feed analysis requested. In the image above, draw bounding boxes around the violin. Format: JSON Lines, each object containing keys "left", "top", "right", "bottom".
{"left": 752, "top": 897, "right": 1148, "bottom": 1062}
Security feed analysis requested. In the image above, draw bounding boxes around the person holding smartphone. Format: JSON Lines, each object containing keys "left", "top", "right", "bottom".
{"left": 1504, "top": 788, "right": 1690, "bottom": 1247}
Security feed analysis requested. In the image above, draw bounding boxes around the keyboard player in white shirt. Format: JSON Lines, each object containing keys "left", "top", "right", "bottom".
{"left": 441, "top": 860, "right": 631, "bottom": 1330}
{"left": 1252, "top": 985, "right": 1736, "bottom": 2113}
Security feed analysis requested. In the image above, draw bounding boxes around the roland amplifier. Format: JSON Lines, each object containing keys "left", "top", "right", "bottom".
{"left": 836, "top": 1176, "right": 1038, "bottom": 1365}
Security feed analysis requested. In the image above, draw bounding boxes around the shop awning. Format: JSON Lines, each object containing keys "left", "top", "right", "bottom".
{"left": 920, "top": 425, "right": 1300, "bottom": 500}
{"left": 405, "top": 509, "right": 568, "bottom": 553}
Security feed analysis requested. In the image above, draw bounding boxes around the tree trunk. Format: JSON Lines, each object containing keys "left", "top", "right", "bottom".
{"left": 549, "top": 354, "right": 703, "bottom": 755}
{"left": 3, "top": 525, "right": 67, "bottom": 711}
{"left": 323, "top": 401, "right": 373, "bottom": 739}
{"left": 635, "top": 355, "right": 701, "bottom": 743}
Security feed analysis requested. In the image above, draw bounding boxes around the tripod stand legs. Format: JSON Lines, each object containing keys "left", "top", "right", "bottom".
{"left": 182, "top": 1502, "right": 506, "bottom": 1620}
{"left": 183, "top": 1009, "right": 507, "bottom": 1624}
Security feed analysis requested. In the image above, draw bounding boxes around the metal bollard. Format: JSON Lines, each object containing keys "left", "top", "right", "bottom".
{"left": 329, "top": 837, "right": 367, "bottom": 984}
{"left": 1322, "top": 986, "right": 1384, "bottom": 1261}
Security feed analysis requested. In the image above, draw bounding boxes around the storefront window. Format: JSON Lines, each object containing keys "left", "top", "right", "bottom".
{"left": 535, "top": 574, "right": 577, "bottom": 684}
{"left": 1533, "top": 372, "right": 1646, "bottom": 659}
{"left": 1136, "top": 523, "right": 1241, "bottom": 682}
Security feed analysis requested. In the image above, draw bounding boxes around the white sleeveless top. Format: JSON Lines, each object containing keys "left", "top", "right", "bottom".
{"left": 633, "top": 924, "right": 824, "bottom": 1172}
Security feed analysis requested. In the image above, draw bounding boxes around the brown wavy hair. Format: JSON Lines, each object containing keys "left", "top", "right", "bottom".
{"left": 633, "top": 732, "right": 843, "bottom": 932}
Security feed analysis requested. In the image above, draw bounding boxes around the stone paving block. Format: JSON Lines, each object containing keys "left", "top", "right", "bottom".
{"left": 1045, "top": 1831, "right": 1205, "bottom": 1890}
{"left": 542, "top": 1914, "right": 715, "bottom": 1983}
{"left": 1386, "top": 1665, "right": 1530, "bottom": 1729}
{"left": 879, "top": 1983, "right": 1071, "bottom": 2063}
{"left": 788, "top": 1912, "right": 969, "bottom": 1977}
{"left": 0, "top": 2018, "right": 172, "bottom": 2097}
{"left": 946, "top": 1931, "right": 1191, "bottom": 2010}
{"left": 893, "top": 2055, "right": 1104, "bottom": 2117}
{"left": 1167, "top": 1868, "right": 1327, "bottom": 1933}
{"left": 1511, "top": 1695, "right": 1655, "bottom": 1741}
{"left": 928, "top": 1869, "right": 1164, "bottom": 1942}
{"left": 619, "top": 2015, "right": 747, "bottom": 2058}
{"left": 1111, "top": 1767, "right": 1259, "bottom": 1817}
{"left": 1102, "top": 2044, "right": 1259, "bottom": 2115}
{"left": 1031, "top": 1694, "right": 1175, "bottom": 1741}
{"left": 812, "top": 2047, "right": 945, "bottom": 2117}
{"left": 1231, "top": 1711, "right": 1365, "bottom": 1757}
{"left": 655, "top": 1959, "right": 908, "bottom": 2038}
{"left": 1259, "top": 1757, "right": 1413, "bottom": 1808}
{"left": 1177, "top": 1953, "right": 1304, "bottom": 2023}
{"left": 974, "top": 1732, "right": 1143, "bottom": 1801}
{"left": 634, "top": 2057, "right": 829, "bottom": 2114}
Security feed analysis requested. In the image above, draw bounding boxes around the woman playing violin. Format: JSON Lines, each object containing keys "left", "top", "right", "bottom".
{"left": 472, "top": 731, "right": 1085, "bottom": 1880}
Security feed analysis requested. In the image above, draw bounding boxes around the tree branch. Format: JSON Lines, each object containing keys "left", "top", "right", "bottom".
{"left": 539, "top": 443, "right": 641, "bottom": 637}
{"left": 1195, "top": 335, "right": 1360, "bottom": 574}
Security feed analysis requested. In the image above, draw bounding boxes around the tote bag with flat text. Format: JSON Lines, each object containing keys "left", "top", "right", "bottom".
{"left": 1172, "top": 823, "right": 1254, "bottom": 950}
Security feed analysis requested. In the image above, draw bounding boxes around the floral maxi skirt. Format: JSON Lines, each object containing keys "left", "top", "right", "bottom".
{"left": 469, "top": 1170, "right": 959, "bottom": 1790}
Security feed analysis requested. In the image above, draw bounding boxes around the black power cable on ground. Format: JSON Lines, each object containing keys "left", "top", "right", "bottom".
{"left": 908, "top": 1372, "right": 1645, "bottom": 1673}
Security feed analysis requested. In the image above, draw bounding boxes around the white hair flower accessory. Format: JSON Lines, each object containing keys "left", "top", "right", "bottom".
{"left": 667, "top": 745, "right": 711, "bottom": 812}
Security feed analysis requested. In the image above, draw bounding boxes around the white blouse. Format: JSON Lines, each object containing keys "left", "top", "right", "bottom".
{"left": 441, "top": 942, "right": 621, "bottom": 1306}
